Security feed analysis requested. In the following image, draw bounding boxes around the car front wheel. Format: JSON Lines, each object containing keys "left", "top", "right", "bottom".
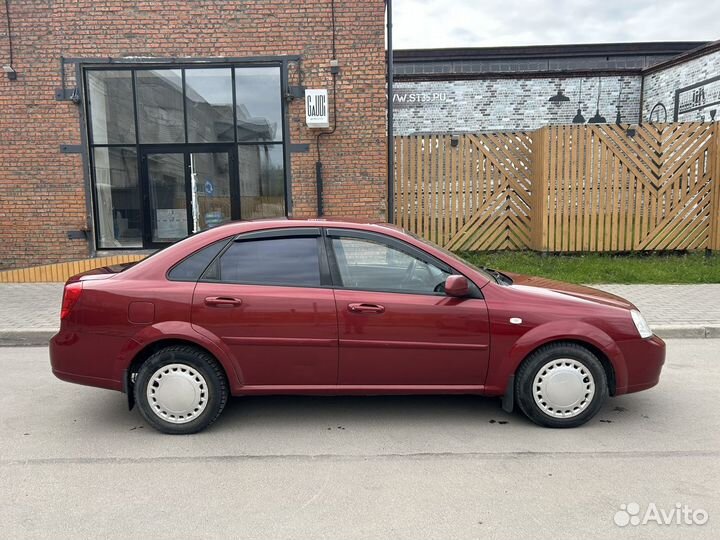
{"left": 515, "top": 342, "right": 608, "bottom": 428}
{"left": 134, "top": 345, "right": 229, "bottom": 434}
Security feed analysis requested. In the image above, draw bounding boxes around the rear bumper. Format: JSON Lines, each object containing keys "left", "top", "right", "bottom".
{"left": 615, "top": 334, "right": 665, "bottom": 395}
{"left": 49, "top": 331, "right": 123, "bottom": 392}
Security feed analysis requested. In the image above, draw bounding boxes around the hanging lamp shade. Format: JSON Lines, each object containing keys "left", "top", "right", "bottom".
{"left": 588, "top": 110, "right": 606, "bottom": 123}
{"left": 573, "top": 108, "right": 585, "bottom": 123}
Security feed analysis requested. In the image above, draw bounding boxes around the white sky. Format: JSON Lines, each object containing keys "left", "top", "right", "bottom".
{"left": 392, "top": 0, "right": 720, "bottom": 49}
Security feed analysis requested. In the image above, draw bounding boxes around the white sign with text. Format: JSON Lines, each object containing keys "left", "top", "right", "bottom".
{"left": 305, "top": 89, "right": 329, "bottom": 128}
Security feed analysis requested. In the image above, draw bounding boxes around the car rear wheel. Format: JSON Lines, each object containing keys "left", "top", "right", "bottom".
{"left": 515, "top": 342, "right": 608, "bottom": 428}
{"left": 134, "top": 345, "right": 229, "bottom": 434}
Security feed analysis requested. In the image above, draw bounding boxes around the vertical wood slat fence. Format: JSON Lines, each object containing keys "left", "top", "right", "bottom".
{"left": 394, "top": 122, "right": 720, "bottom": 252}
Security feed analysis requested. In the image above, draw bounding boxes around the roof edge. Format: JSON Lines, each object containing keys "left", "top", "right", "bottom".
{"left": 641, "top": 39, "right": 720, "bottom": 74}
{"left": 394, "top": 41, "right": 708, "bottom": 62}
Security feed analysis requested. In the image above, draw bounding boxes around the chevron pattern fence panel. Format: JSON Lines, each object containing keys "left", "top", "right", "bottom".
{"left": 393, "top": 132, "right": 534, "bottom": 250}
{"left": 534, "top": 123, "right": 719, "bottom": 252}
{"left": 394, "top": 123, "right": 719, "bottom": 252}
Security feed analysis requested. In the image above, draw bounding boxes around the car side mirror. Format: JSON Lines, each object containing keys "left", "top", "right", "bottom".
{"left": 444, "top": 275, "right": 470, "bottom": 297}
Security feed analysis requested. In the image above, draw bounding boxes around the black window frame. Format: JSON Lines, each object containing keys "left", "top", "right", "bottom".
{"left": 323, "top": 228, "right": 484, "bottom": 298}
{"left": 83, "top": 60, "right": 291, "bottom": 252}
{"left": 199, "top": 228, "right": 332, "bottom": 288}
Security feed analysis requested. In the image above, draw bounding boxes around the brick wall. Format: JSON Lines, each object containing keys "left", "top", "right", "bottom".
{"left": 642, "top": 49, "right": 720, "bottom": 122}
{"left": 393, "top": 75, "right": 642, "bottom": 135}
{"left": 0, "top": 0, "right": 387, "bottom": 269}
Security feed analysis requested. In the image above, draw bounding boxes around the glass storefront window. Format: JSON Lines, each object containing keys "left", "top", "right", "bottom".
{"left": 93, "top": 147, "right": 142, "bottom": 248}
{"left": 234, "top": 67, "right": 283, "bottom": 142}
{"left": 185, "top": 68, "right": 234, "bottom": 143}
{"left": 87, "top": 71, "right": 136, "bottom": 144}
{"left": 238, "top": 144, "right": 285, "bottom": 219}
{"left": 136, "top": 69, "right": 185, "bottom": 143}
{"left": 86, "top": 63, "right": 287, "bottom": 249}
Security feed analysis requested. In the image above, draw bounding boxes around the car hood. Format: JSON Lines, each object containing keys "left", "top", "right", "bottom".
{"left": 501, "top": 272, "right": 636, "bottom": 310}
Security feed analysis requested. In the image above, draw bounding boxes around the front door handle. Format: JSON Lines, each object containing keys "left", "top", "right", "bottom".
{"left": 348, "top": 303, "right": 385, "bottom": 314}
{"left": 204, "top": 296, "right": 243, "bottom": 307}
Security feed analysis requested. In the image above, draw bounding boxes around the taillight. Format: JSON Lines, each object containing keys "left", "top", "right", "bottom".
{"left": 60, "top": 282, "right": 83, "bottom": 320}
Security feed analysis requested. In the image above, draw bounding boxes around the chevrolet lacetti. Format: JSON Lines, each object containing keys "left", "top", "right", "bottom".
{"left": 50, "top": 219, "right": 665, "bottom": 434}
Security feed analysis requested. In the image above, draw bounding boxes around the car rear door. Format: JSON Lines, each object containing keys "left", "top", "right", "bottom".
{"left": 326, "top": 228, "right": 490, "bottom": 386}
{"left": 191, "top": 228, "right": 338, "bottom": 386}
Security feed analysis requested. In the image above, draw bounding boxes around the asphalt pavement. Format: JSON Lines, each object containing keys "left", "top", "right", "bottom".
{"left": 0, "top": 339, "right": 718, "bottom": 539}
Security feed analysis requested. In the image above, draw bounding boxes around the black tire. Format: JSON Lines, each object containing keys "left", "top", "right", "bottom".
{"left": 134, "top": 345, "right": 229, "bottom": 434}
{"left": 515, "top": 342, "right": 608, "bottom": 428}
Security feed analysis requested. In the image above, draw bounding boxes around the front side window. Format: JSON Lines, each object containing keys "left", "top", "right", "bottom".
{"left": 331, "top": 237, "right": 451, "bottom": 294}
{"left": 216, "top": 237, "right": 321, "bottom": 287}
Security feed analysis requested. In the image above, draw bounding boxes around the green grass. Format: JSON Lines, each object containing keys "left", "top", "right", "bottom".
{"left": 456, "top": 251, "right": 720, "bottom": 284}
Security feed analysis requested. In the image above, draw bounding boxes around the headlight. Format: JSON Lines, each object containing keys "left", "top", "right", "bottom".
{"left": 631, "top": 309, "right": 653, "bottom": 338}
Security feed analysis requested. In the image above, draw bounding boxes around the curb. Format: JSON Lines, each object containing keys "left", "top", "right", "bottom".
{"left": 652, "top": 325, "right": 720, "bottom": 339}
{"left": 1, "top": 325, "right": 719, "bottom": 347}
{"left": 0, "top": 329, "right": 57, "bottom": 347}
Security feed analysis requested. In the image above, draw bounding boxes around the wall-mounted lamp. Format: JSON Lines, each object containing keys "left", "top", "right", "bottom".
{"left": 2, "top": 65, "right": 17, "bottom": 81}
{"left": 549, "top": 89, "right": 570, "bottom": 103}
{"left": 450, "top": 135, "right": 459, "bottom": 147}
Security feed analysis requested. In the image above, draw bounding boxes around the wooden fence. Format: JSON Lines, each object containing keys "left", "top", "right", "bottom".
{"left": 393, "top": 122, "right": 720, "bottom": 252}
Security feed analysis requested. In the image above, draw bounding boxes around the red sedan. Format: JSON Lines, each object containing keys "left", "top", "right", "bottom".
{"left": 50, "top": 219, "right": 665, "bottom": 434}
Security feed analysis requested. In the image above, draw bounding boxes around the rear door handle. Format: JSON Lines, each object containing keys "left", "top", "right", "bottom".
{"left": 204, "top": 296, "right": 243, "bottom": 307}
{"left": 348, "top": 303, "right": 385, "bottom": 314}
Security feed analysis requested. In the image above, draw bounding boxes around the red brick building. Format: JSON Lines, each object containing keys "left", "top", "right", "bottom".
{"left": 0, "top": 0, "right": 387, "bottom": 269}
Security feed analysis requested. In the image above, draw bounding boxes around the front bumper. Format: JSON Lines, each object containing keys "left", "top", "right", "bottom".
{"left": 614, "top": 334, "right": 666, "bottom": 395}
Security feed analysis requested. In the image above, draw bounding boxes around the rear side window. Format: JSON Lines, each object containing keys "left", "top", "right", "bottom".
{"left": 216, "top": 237, "right": 321, "bottom": 287}
{"left": 167, "top": 239, "right": 228, "bottom": 281}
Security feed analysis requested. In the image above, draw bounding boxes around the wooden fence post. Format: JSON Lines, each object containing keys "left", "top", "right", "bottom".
{"left": 710, "top": 122, "right": 720, "bottom": 251}
{"left": 530, "top": 127, "right": 549, "bottom": 251}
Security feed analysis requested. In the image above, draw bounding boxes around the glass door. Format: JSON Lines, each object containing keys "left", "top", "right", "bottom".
{"left": 144, "top": 151, "right": 189, "bottom": 244}
{"left": 140, "top": 146, "right": 237, "bottom": 247}
{"left": 189, "top": 151, "right": 233, "bottom": 233}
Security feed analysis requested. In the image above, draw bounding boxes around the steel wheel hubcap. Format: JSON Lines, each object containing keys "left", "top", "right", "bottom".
{"left": 147, "top": 363, "right": 208, "bottom": 424}
{"left": 533, "top": 358, "right": 595, "bottom": 418}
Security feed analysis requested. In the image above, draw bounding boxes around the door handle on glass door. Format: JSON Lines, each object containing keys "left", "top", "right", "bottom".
{"left": 204, "top": 296, "right": 243, "bottom": 307}
{"left": 348, "top": 303, "right": 385, "bottom": 314}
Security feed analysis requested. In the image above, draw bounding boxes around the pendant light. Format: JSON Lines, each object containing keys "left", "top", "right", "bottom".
{"left": 572, "top": 79, "right": 585, "bottom": 124}
{"left": 588, "top": 78, "right": 606, "bottom": 124}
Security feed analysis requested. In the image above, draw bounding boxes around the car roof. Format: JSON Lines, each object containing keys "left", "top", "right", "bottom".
{"left": 205, "top": 217, "right": 406, "bottom": 236}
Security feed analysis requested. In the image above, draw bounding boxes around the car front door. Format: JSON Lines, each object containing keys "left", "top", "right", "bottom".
{"left": 191, "top": 228, "right": 338, "bottom": 386}
{"left": 326, "top": 229, "right": 490, "bottom": 386}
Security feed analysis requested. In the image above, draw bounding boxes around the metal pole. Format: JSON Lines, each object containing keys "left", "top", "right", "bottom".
{"left": 386, "top": 0, "right": 394, "bottom": 222}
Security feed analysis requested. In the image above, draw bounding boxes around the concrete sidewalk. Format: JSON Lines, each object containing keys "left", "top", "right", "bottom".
{"left": 0, "top": 283, "right": 719, "bottom": 346}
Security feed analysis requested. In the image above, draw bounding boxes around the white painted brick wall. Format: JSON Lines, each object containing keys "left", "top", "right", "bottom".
{"left": 393, "top": 76, "right": 642, "bottom": 135}
{"left": 642, "top": 50, "right": 720, "bottom": 122}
